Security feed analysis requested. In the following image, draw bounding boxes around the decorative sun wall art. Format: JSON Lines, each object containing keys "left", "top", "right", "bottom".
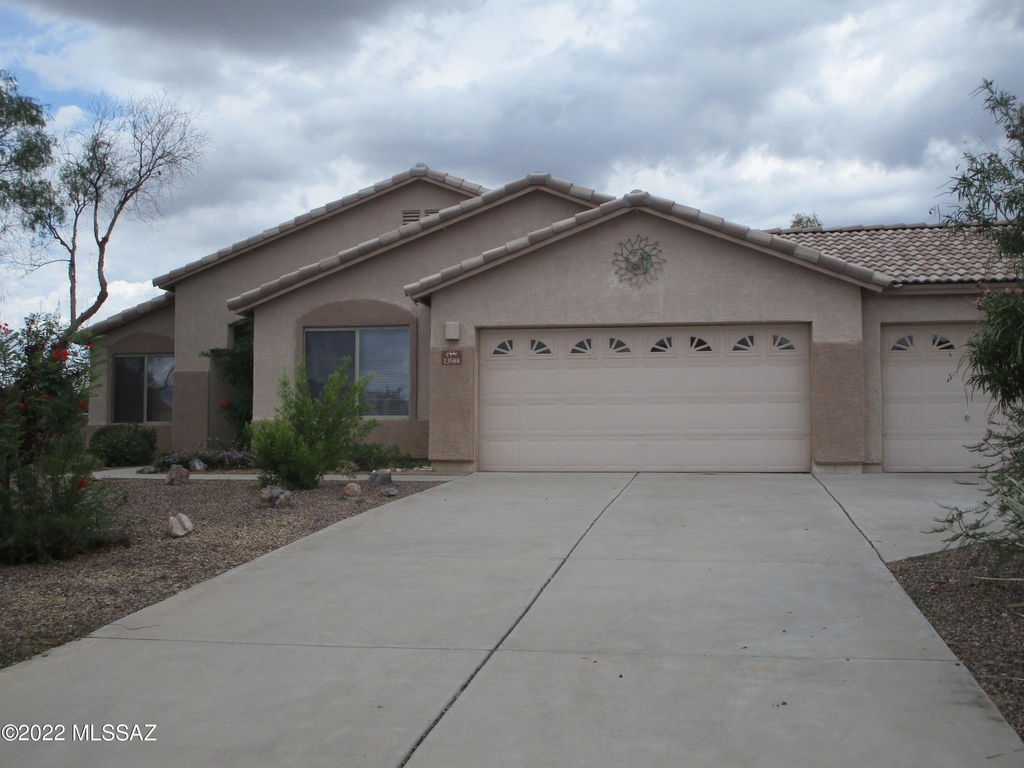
{"left": 612, "top": 235, "right": 665, "bottom": 287}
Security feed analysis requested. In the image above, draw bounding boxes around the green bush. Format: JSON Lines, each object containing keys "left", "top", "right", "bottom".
{"left": 252, "top": 359, "right": 378, "bottom": 490}
{"left": 89, "top": 423, "right": 157, "bottom": 467}
{"left": 0, "top": 314, "right": 127, "bottom": 562}
{"left": 351, "top": 442, "right": 418, "bottom": 472}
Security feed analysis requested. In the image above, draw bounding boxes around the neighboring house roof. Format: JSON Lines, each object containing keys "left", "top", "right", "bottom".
{"left": 87, "top": 292, "right": 175, "bottom": 336}
{"left": 766, "top": 222, "right": 1011, "bottom": 284}
{"left": 403, "top": 190, "right": 894, "bottom": 300}
{"left": 226, "top": 172, "right": 616, "bottom": 313}
{"left": 153, "top": 164, "right": 489, "bottom": 289}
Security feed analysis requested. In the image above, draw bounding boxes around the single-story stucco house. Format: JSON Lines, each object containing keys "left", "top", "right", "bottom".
{"left": 86, "top": 164, "right": 1008, "bottom": 473}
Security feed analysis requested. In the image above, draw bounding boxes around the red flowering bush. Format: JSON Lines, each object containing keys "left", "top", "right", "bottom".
{"left": 0, "top": 313, "right": 126, "bottom": 562}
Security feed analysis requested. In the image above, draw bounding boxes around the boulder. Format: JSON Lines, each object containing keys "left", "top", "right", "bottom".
{"left": 169, "top": 516, "right": 187, "bottom": 538}
{"left": 369, "top": 471, "right": 392, "bottom": 487}
{"left": 136, "top": 466, "right": 159, "bottom": 475}
{"left": 259, "top": 486, "right": 293, "bottom": 508}
{"left": 380, "top": 486, "right": 399, "bottom": 497}
{"left": 176, "top": 513, "right": 194, "bottom": 533}
{"left": 189, "top": 458, "right": 208, "bottom": 472}
{"left": 343, "top": 482, "right": 361, "bottom": 498}
{"left": 165, "top": 464, "right": 191, "bottom": 485}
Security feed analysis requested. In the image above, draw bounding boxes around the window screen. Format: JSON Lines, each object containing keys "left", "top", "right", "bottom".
{"left": 114, "top": 355, "right": 173, "bottom": 423}
{"left": 113, "top": 356, "right": 145, "bottom": 422}
{"left": 304, "top": 327, "right": 410, "bottom": 417}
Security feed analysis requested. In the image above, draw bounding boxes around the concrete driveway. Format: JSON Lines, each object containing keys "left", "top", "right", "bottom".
{"left": 1, "top": 472, "right": 1021, "bottom": 767}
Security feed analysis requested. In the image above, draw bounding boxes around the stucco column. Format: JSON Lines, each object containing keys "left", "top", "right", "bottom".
{"left": 427, "top": 323, "right": 476, "bottom": 472}
{"left": 810, "top": 340, "right": 866, "bottom": 469}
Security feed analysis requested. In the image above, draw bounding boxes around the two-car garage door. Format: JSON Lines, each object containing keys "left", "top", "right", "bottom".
{"left": 479, "top": 326, "right": 811, "bottom": 472}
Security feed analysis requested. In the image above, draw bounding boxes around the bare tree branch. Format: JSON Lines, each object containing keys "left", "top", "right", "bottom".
{"left": 14, "top": 91, "right": 207, "bottom": 341}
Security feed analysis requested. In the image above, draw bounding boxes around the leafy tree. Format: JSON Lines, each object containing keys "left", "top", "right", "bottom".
{"left": 17, "top": 91, "right": 207, "bottom": 344}
{"left": 252, "top": 359, "right": 378, "bottom": 490}
{"left": 0, "top": 313, "right": 126, "bottom": 562}
{"left": 790, "top": 212, "right": 822, "bottom": 228}
{"left": 0, "top": 71, "right": 52, "bottom": 248}
{"left": 935, "top": 81, "right": 1024, "bottom": 552}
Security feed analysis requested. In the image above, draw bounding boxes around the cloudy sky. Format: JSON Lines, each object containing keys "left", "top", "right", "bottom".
{"left": 0, "top": 0, "right": 1021, "bottom": 325}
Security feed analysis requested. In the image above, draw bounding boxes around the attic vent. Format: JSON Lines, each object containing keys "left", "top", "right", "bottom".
{"left": 402, "top": 209, "right": 443, "bottom": 225}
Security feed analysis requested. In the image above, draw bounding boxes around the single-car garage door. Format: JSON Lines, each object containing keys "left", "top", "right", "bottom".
{"left": 882, "top": 324, "right": 989, "bottom": 471}
{"left": 479, "top": 326, "right": 811, "bottom": 471}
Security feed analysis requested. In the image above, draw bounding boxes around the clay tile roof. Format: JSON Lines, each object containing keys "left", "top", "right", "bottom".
{"left": 153, "top": 164, "right": 488, "bottom": 289}
{"left": 86, "top": 292, "right": 175, "bottom": 336}
{"left": 765, "top": 222, "right": 1011, "bottom": 284}
{"left": 403, "top": 192, "right": 894, "bottom": 299}
{"left": 225, "top": 172, "right": 611, "bottom": 312}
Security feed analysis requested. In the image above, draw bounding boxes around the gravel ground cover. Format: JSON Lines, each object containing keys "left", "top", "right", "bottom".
{"left": 888, "top": 545, "right": 1024, "bottom": 740}
{"left": 0, "top": 478, "right": 442, "bottom": 670}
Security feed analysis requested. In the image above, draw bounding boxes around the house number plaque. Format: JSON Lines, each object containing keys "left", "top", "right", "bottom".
{"left": 442, "top": 350, "right": 462, "bottom": 365}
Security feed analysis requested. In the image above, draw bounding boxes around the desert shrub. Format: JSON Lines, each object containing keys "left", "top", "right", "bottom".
{"left": 351, "top": 442, "right": 418, "bottom": 471}
{"left": 0, "top": 314, "right": 127, "bottom": 562}
{"left": 934, "top": 82, "right": 1024, "bottom": 554}
{"left": 89, "top": 423, "right": 157, "bottom": 467}
{"left": 153, "top": 448, "right": 256, "bottom": 471}
{"left": 252, "top": 359, "right": 377, "bottom": 490}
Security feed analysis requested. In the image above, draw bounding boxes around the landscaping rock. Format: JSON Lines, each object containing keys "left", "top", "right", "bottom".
{"left": 169, "top": 516, "right": 187, "bottom": 537}
{"left": 176, "top": 513, "right": 194, "bottom": 533}
{"left": 380, "top": 486, "right": 399, "bottom": 497}
{"left": 136, "top": 466, "right": 158, "bottom": 475}
{"left": 165, "top": 464, "right": 190, "bottom": 485}
{"left": 189, "top": 458, "right": 208, "bottom": 472}
{"left": 369, "top": 471, "right": 392, "bottom": 487}
{"left": 343, "top": 482, "right": 361, "bottom": 498}
{"left": 259, "top": 486, "right": 293, "bottom": 508}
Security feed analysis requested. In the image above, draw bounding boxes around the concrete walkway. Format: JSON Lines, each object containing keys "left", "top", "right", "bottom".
{"left": 1, "top": 473, "right": 1021, "bottom": 766}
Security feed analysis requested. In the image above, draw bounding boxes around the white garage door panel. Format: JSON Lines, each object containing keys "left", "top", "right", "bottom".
{"left": 882, "top": 325, "right": 989, "bottom": 472}
{"left": 479, "top": 326, "right": 811, "bottom": 472}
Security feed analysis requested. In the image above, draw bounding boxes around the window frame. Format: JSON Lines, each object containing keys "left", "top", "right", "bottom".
{"left": 303, "top": 325, "right": 411, "bottom": 420}
{"left": 112, "top": 353, "right": 175, "bottom": 424}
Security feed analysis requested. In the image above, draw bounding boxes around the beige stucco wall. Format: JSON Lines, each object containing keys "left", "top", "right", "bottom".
{"left": 424, "top": 209, "right": 868, "bottom": 469}
{"left": 87, "top": 304, "right": 176, "bottom": 453}
{"left": 250, "top": 188, "right": 592, "bottom": 456}
{"left": 169, "top": 179, "right": 472, "bottom": 450}
{"left": 861, "top": 289, "right": 981, "bottom": 467}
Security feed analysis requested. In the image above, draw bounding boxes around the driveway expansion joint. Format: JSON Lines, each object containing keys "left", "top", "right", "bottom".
{"left": 813, "top": 473, "right": 886, "bottom": 564}
{"left": 395, "top": 472, "right": 639, "bottom": 768}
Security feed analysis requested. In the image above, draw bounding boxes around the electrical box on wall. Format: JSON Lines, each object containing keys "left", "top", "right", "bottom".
{"left": 444, "top": 322, "right": 461, "bottom": 341}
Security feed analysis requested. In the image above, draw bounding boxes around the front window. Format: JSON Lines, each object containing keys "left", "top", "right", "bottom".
{"left": 113, "top": 355, "right": 174, "bottom": 423}
{"left": 304, "top": 327, "right": 410, "bottom": 417}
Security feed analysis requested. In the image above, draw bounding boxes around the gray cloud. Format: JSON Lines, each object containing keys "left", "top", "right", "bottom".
{"left": 12, "top": 0, "right": 483, "bottom": 54}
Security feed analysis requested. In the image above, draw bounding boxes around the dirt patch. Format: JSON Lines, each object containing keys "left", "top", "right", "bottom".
{"left": 0, "top": 478, "right": 443, "bottom": 669}
{"left": 888, "top": 545, "right": 1024, "bottom": 740}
